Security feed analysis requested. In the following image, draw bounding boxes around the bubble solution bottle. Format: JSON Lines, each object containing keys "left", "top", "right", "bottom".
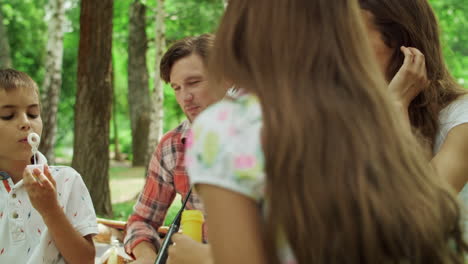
{"left": 181, "top": 210, "right": 204, "bottom": 242}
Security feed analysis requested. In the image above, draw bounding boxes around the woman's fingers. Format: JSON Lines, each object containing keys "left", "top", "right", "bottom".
{"left": 400, "top": 46, "right": 415, "bottom": 70}
{"left": 407, "top": 47, "right": 425, "bottom": 72}
{"left": 407, "top": 47, "right": 429, "bottom": 87}
{"left": 401, "top": 46, "right": 428, "bottom": 82}
{"left": 388, "top": 46, "right": 428, "bottom": 106}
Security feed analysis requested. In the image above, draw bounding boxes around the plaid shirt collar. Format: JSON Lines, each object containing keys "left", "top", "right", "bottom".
{"left": 179, "top": 120, "right": 191, "bottom": 145}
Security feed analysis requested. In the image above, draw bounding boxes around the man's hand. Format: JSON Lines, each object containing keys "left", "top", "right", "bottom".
{"left": 167, "top": 233, "right": 212, "bottom": 264}
{"left": 130, "top": 241, "right": 157, "bottom": 264}
{"left": 388, "top": 46, "right": 429, "bottom": 109}
{"left": 23, "top": 165, "right": 60, "bottom": 217}
{"left": 129, "top": 256, "right": 156, "bottom": 264}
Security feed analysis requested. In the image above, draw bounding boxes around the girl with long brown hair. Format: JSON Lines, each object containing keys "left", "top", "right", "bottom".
{"left": 185, "top": 0, "right": 467, "bottom": 263}
{"left": 359, "top": 0, "right": 468, "bottom": 193}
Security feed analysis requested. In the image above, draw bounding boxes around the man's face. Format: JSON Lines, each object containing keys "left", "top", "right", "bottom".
{"left": 169, "top": 54, "right": 220, "bottom": 122}
{"left": 0, "top": 86, "right": 43, "bottom": 164}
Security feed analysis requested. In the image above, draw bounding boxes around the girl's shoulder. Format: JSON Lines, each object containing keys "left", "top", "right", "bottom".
{"left": 207, "top": 92, "right": 260, "bottom": 116}
{"left": 439, "top": 94, "right": 468, "bottom": 124}
{"left": 187, "top": 93, "right": 265, "bottom": 201}
{"left": 434, "top": 94, "right": 468, "bottom": 153}
{"left": 193, "top": 92, "right": 262, "bottom": 136}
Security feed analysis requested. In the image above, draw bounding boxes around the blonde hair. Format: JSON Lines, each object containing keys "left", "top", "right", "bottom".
{"left": 0, "top": 68, "right": 39, "bottom": 94}
{"left": 209, "top": 0, "right": 466, "bottom": 263}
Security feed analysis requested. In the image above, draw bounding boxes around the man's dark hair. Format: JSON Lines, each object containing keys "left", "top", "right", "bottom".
{"left": 160, "top": 34, "right": 214, "bottom": 83}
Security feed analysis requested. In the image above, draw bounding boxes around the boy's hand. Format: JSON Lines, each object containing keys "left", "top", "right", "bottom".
{"left": 23, "top": 165, "right": 60, "bottom": 217}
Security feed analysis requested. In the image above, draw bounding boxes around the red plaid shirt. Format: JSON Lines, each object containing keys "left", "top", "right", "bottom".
{"left": 124, "top": 120, "right": 205, "bottom": 255}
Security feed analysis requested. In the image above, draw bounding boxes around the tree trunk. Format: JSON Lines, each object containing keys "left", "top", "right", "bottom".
{"left": 112, "top": 63, "right": 123, "bottom": 162}
{"left": 0, "top": 8, "right": 12, "bottom": 68}
{"left": 128, "top": 0, "right": 151, "bottom": 166}
{"left": 72, "top": 0, "right": 113, "bottom": 217}
{"left": 147, "top": 0, "right": 166, "bottom": 164}
{"left": 39, "top": 0, "right": 66, "bottom": 164}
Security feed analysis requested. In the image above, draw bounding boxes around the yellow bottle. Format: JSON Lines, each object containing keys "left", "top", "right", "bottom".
{"left": 181, "top": 210, "right": 204, "bottom": 242}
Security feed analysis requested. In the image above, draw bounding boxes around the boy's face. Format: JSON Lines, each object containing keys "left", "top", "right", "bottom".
{"left": 0, "top": 86, "right": 42, "bottom": 163}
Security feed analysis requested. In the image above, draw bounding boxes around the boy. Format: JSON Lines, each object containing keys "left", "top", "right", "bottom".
{"left": 0, "top": 69, "right": 97, "bottom": 264}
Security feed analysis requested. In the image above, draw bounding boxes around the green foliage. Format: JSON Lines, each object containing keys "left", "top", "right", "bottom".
{"left": 1, "top": 0, "right": 48, "bottom": 83}
{"left": 430, "top": 0, "right": 468, "bottom": 87}
{"left": 57, "top": 2, "right": 80, "bottom": 152}
{"left": 1, "top": 0, "right": 225, "bottom": 162}
{"left": 163, "top": 0, "right": 224, "bottom": 43}
{"left": 109, "top": 0, "right": 225, "bottom": 157}
{"left": 163, "top": 197, "right": 182, "bottom": 226}
{"left": 111, "top": 200, "right": 135, "bottom": 221}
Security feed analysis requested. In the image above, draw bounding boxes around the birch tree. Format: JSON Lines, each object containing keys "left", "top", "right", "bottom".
{"left": 0, "top": 8, "right": 12, "bottom": 68}
{"left": 147, "top": 0, "right": 166, "bottom": 163}
{"left": 39, "top": 0, "right": 68, "bottom": 164}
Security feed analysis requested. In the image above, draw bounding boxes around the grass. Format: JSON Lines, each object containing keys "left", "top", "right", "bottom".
{"left": 112, "top": 200, "right": 136, "bottom": 221}
{"left": 108, "top": 164, "right": 182, "bottom": 226}
{"left": 111, "top": 196, "right": 182, "bottom": 226}
{"left": 109, "top": 165, "right": 145, "bottom": 180}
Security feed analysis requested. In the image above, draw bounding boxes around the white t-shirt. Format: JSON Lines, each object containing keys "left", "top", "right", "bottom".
{"left": 432, "top": 95, "right": 468, "bottom": 226}
{"left": 433, "top": 95, "right": 468, "bottom": 154}
{"left": 0, "top": 153, "right": 98, "bottom": 264}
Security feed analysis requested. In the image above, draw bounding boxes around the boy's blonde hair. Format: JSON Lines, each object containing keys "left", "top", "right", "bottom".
{"left": 0, "top": 69, "right": 39, "bottom": 94}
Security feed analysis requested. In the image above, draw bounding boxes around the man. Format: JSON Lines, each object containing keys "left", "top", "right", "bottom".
{"left": 124, "top": 34, "right": 226, "bottom": 264}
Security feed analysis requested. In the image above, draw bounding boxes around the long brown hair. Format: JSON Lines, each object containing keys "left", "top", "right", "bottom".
{"left": 359, "top": 0, "right": 467, "bottom": 151}
{"left": 209, "top": 0, "right": 466, "bottom": 263}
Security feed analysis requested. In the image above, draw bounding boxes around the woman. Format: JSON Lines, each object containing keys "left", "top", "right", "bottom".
{"left": 360, "top": 0, "right": 468, "bottom": 192}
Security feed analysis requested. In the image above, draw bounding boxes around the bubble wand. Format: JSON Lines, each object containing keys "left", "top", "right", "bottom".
{"left": 26, "top": 133, "right": 43, "bottom": 171}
